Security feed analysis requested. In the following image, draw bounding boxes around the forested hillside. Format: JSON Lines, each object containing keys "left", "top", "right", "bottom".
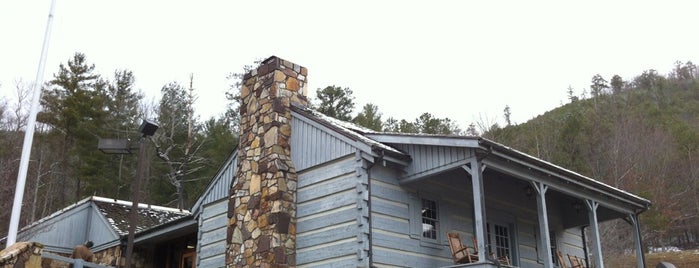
{"left": 0, "top": 54, "right": 463, "bottom": 242}
{"left": 486, "top": 62, "right": 699, "bottom": 252}
{"left": 0, "top": 53, "right": 238, "bottom": 238}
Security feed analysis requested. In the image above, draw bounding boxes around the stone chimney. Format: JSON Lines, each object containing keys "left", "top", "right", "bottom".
{"left": 227, "top": 56, "right": 307, "bottom": 267}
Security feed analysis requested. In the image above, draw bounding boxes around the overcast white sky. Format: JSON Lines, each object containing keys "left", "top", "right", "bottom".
{"left": 1, "top": 1, "right": 698, "bottom": 129}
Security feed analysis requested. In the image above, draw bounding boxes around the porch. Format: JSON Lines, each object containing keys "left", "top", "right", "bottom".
{"left": 399, "top": 151, "right": 649, "bottom": 268}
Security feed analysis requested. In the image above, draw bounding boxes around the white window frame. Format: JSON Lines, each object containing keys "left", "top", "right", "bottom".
{"left": 491, "top": 223, "right": 511, "bottom": 258}
{"left": 486, "top": 222, "right": 513, "bottom": 262}
{"left": 421, "top": 198, "right": 439, "bottom": 240}
{"left": 410, "top": 192, "right": 442, "bottom": 247}
{"left": 486, "top": 209, "right": 518, "bottom": 266}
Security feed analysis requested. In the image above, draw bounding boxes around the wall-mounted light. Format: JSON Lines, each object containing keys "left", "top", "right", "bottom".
{"left": 524, "top": 185, "right": 534, "bottom": 199}
{"left": 572, "top": 201, "right": 584, "bottom": 214}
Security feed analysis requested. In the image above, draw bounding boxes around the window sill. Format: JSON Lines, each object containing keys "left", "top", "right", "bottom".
{"left": 420, "top": 239, "right": 445, "bottom": 249}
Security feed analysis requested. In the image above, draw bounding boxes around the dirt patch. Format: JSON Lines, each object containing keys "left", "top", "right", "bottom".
{"left": 606, "top": 250, "right": 699, "bottom": 268}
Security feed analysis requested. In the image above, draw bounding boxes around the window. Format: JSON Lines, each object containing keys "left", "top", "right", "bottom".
{"left": 421, "top": 198, "right": 438, "bottom": 239}
{"left": 550, "top": 231, "right": 558, "bottom": 265}
{"left": 534, "top": 228, "right": 558, "bottom": 265}
{"left": 409, "top": 193, "right": 442, "bottom": 246}
{"left": 180, "top": 250, "right": 196, "bottom": 268}
{"left": 492, "top": 224, "right": 511, "bottom": 259}
{"left": 487, "top": 222, "right": 513, "bottom": 262}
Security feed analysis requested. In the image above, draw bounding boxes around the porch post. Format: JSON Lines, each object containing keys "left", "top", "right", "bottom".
{"left": 468, "top": 158, "right": 487, "bottom": 262}
{"left": 630, "top": 213, "right": 646, "bottom": 268}
{"left": 586, "top": 200, "right": 604, "bottom": 268}
{"left": 532, "top": 182, "right": 553, "bottom": 268}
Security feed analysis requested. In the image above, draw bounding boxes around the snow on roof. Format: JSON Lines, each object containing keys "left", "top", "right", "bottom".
{"left": 289, "top": 104, "right": 649, "bottom": 209}
{"left": 92, "top": 197, "right": 190, "bottom": 236}
{"left": 7, "top": 196, "right": 191, "bottom": 241}
{"left": 291, "top": 104, "right": 407, "bottom": 157}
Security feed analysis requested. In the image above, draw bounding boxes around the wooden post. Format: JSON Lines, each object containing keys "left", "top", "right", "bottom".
{"left": 630, "top": 213, "right": 646, "bottom": 268}
{"left": 533, "top": 182, "right": 553, "bottom": 268}
{"left": 467, "top": 159, "right": 487, "bottom": 263}
{"left": 586, "top": 200, "right": 604, "bottom": 268}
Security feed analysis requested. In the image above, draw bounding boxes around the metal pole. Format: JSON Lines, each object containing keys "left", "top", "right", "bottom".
{"left": 124, "top": 136, "right": 146, "bottom": 268}
{"left": 7, "top": 0, "right": 56, "bottom": 247}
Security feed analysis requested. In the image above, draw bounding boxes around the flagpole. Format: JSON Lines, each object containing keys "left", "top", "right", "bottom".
{"left": 6, "top": 0, "right": 57, "bottom": 247}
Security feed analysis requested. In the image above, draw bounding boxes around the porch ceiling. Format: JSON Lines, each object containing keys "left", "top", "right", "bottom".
{"left": 134, "top": 216, "right": 197, "bottom": 247}
{"left": 406, "top": 167, "right": 631, "bottom": 228}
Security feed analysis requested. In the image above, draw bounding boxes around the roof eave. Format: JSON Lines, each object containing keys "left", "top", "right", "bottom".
{"left": 365, "top": 133, "right": 481, "bottom": 148}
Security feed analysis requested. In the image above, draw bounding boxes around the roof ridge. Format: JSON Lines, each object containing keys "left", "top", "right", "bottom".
{"left": 92, "top": 196, "right": 190, "bottom": 214}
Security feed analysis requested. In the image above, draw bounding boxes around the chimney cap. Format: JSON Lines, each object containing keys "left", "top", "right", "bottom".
{"left": 262, "top": 55, "right": 278, "bottom": 64}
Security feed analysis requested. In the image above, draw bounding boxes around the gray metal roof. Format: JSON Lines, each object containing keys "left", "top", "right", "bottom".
{"left": 364, "top": 132, "right": 651, "bottom": 211}
{"left": 290, "top": 104, "right": 409, "bottom": 161}
{"left": 1, "top": 196, "right": 191, "bottom": 252}
{"left": 16, "top": 196, "right": 191, "bottom": 236}
{"left": 286, "top": 106, "right": 651, "bottom": 212}
{"left": 189, "top": 104, "right": 651, "bottom": 221}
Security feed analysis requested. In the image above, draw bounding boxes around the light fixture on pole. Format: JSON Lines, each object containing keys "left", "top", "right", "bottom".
{"left": 97, "top": 119, "right": 158, "bottom": 268}
{"left": 97, "top": 139, "right": 133, "bottom": 154}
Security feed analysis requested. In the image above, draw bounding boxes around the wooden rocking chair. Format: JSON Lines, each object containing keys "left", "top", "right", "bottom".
{"left": 471, "top": 236, "right": 511, "bottom": 266}
{"left": 567, "top": 254, "right": 585, "bottom": 268}
{"left": 556, "top": 251, "right": 568, "bottom": 268}
{"left": 447, "top": 232, "right": 478, "bottom": 264}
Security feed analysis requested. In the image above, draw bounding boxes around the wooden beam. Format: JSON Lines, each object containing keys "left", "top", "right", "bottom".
{"left": 399, "top": 158, "right": 473, "bottom": 185}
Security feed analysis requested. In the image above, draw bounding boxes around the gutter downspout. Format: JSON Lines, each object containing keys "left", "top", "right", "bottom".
{"left": 581, "top": 226, "right": 590, "bottom": 268}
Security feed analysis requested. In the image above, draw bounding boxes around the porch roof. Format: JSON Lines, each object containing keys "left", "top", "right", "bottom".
{"left": 364, "top": 133, "right": 651, "bottom": 212}
{"left": 480, "top": 138, "right": 651, "bottom": 210}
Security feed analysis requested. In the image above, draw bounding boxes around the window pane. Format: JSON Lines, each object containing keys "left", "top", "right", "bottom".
{"left": 421, "top": 198, "right": 438, "bottom": 239}
{"left": 550, "top": 231, "right": 558, "bottom": 265}
{"left": 493, "top": 224, "right": 510, "bottom": 259}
